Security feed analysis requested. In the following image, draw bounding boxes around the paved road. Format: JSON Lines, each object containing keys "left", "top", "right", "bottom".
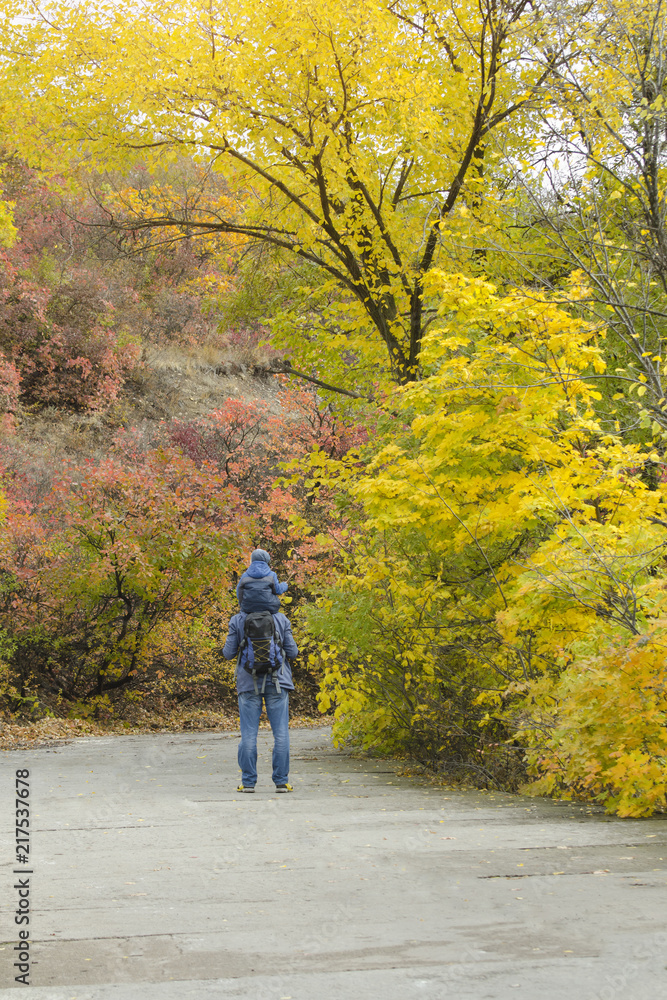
{"left": 1, "top": 725, "right": 666, "bottom": 999}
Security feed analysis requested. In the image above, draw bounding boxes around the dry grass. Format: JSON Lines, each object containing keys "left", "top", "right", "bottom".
{"left": 4, "top": 339, "right": 285, "bottom": 475}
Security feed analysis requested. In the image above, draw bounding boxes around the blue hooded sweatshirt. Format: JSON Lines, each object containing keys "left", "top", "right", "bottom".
{"left": 236, "top": 548, "right": 289, "bottom": 614}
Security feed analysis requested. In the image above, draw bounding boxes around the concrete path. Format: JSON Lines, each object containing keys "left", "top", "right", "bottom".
{"left": 1, "top": 725, "right": 666, "bottom": 999}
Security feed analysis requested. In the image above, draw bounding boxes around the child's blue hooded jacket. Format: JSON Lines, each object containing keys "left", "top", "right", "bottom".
{"left": 236, "top": 548, "right": 288, "bottom": 614}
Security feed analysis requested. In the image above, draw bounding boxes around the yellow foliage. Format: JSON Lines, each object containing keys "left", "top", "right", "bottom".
{"left": 520, "top": 634, "right": 667, "bottom": 817}
{"left": 307, "top": 272, "right": 667, "bottom": 811}
{"left": 0, "top": 199, "right": 16, "bottom": 247}
{"left": 1, "top": 0, "right": 556, "bottom": 386}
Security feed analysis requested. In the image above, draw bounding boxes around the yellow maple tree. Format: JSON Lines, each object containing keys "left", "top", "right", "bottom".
{"left": 2, "top": 0, "right": 561, "bottom": 385}
{"left": 308, "top": 271, "right": 667, "bottom": 812}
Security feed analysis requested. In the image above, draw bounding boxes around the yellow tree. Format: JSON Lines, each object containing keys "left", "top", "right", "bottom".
{"left": 480, "top": 0, "right": 667, "bottom": 433}
{"left": 308, "top": 272, "right": 667, "bottom": 810}
{"left": 2, "top": 0, "right": 564, "bottom": 386}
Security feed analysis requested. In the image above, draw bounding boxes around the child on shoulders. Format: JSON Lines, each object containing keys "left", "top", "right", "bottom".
{"left": 236, "top": 548, "right": 289, "bottom": 614}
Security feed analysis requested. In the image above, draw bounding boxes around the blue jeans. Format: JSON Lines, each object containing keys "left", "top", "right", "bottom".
{"left": 237, "top": 689, "right": 290, "bottom": 787}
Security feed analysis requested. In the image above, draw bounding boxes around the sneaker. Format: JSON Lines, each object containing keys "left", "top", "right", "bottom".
{"left": 275, "top": 783, "right": 293, "bottom": 793}
{"left": 237, "top": 784, "right": 255, "bottom": 793}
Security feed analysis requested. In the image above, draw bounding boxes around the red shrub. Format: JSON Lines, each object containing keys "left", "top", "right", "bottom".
{"left": 0, "top": 252, "right": 141, "bottom": 411}
{"left": 0, "top": 446, "right": 251, "bottom": 713}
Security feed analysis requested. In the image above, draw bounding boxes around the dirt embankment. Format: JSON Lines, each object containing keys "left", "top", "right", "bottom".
{"left": 8, "top": 342, "right": 288, "bottom": 465}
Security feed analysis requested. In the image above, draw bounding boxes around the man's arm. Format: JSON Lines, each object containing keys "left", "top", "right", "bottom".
{"left": 279, "top": 617, "right": 299, "bottom": 660}
{"left": 222, "top": 616, "right": 242, "bottom": 659}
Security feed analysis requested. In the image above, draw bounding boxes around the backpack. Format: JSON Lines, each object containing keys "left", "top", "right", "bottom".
{"left": 238, "top": 611, "right": 285, "bottom": 694}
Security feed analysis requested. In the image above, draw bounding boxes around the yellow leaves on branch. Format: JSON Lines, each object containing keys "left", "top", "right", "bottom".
{"left": 0, "top": 199, "right": 16, "bottom": 248}
{"left": 355, "top": 272, "right": 650, "bottom": 554}
{"left": 2, "top": 0, "right": 477, "bottom": 183}
{"left": 522, "top": 634, "right": 667, "bottom": 817}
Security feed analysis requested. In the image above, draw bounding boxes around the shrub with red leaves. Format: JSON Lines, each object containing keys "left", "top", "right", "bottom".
{"left": 0, "top": 446, "right": 252, "bottom": 716}
{"left": 0, "top": 252, "right": 141, "bottom": 411}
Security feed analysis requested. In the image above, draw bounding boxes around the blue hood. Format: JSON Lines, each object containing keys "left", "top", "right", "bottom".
{"left": 245, "top": 561, "right": 272, "bottom": 578}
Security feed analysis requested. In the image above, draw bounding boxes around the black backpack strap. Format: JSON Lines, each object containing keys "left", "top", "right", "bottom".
{"left": 237, "top": 615, "right": 249, "bottom": 659}
{"left": 272, "top": 617, "right": 285, "bottom": 690}
{"left": 247, "top": 615, "right": 259, "bottom": 693}
{"left": 274, "top": 618, "right": 286, "bottom": 668}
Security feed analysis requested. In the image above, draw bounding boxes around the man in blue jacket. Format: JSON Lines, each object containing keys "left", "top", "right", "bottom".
{"left": 223, "top": 610, "right": 299, "bottom": 793}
